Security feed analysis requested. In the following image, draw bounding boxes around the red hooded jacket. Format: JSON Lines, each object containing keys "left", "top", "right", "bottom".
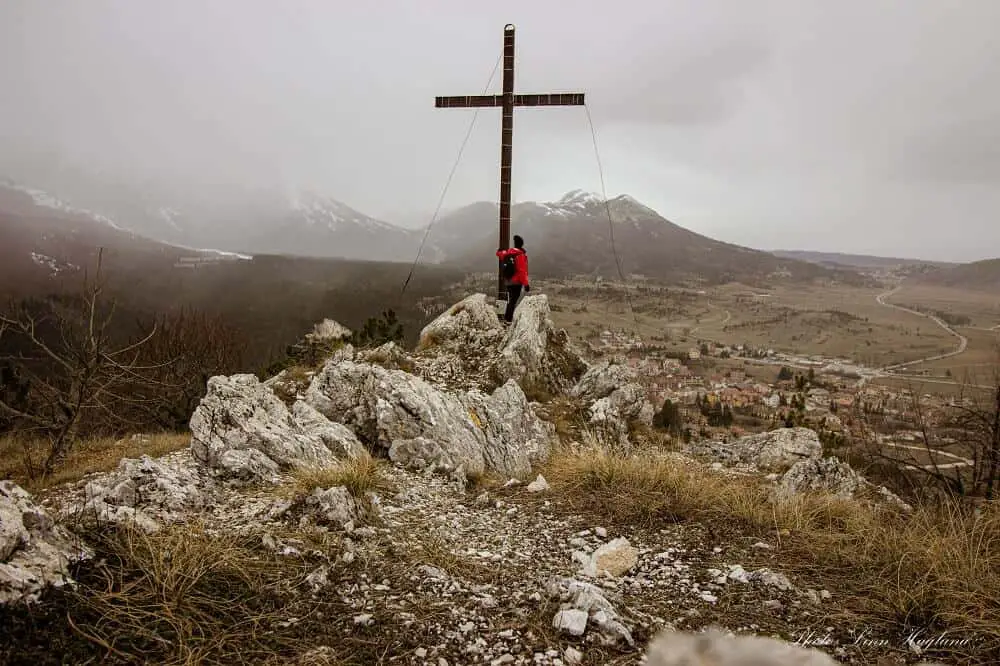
{"left": 496, "top": 247, "right": 529, "bottom": 286}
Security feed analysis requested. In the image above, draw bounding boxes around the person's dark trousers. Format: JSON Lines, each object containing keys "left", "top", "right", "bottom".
{"left": 504, "top": 284, "right": 523, "bottom": 323}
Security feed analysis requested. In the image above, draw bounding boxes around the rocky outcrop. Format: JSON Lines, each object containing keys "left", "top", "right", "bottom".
{"left": 413, "top": 293, "right": 586, "bottom": 397}
{"left": 493, "top": 295, "right": 588, "bottom": 397}
{"left": 1, "top": 481, "right": 91, "bottom": 605}
{"left": 78, "top": 453, "right": 209, "bottom": 532}
{"left": 190, "top": 374, "right": 364, "bottom": 483}
{"left": 305, "top": 361, "right": 487, "bottom": 479}
{"left": 778, "top": 456, "right": 912, "bottom": 511}
{"left": 778, "top": 456, "right": 864, "bottom": 498}
{"left": 305, "top": 360, "right": 555, "bottom": 481}
{"left": 418, "top": 293, "right": 502, "bottom": 350}
{"left": 461, "top": 380, "right": 556, "bottom": 479}
{"left": 570, "top": 361, "right": 654, "bottom": 449}
{"left": 687, "top": 427, "right": 822, "bottom": 472}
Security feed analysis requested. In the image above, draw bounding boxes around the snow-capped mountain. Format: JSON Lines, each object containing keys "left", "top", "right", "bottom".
{"left": 432, "top": 190, "right": 863, "bottom": 285}
{"left": 237, "top": 191, "right": 443, "bottom": 263}
{"left": 0, "top": 179, "right": 125, "bottom": 230}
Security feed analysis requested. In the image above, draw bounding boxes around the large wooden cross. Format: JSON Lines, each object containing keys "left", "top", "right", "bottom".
{"left": 435, "top": 24, "right": 585, "bottom": 302}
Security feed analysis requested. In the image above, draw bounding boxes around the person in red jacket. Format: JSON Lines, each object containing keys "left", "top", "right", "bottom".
{"left": 496, "top": 234, "right": 530, "bottom": 323}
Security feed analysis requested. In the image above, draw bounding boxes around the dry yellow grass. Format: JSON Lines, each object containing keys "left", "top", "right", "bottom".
{"left": 542, "top": 447, "right": 1000, "bottom": 657}
{"left": 286, "top": 451, "right": 390, "bottom": 500}
{"left": 0, "top": 432, "right": 190, "bottom": 492}
{"left": 67, "top": 520, "right": 318, "bottom": 665}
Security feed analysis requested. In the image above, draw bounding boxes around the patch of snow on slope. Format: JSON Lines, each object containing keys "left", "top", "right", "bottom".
{"left": 4, "top": 183, "right": 126, "bottom": 231}
{"left": 31, "top": 252, "right": 78, "bottom": 276}
{"left": 157, "top": 207, "right": 183, "bottom": 232}
{"left": 557, "top": 189, "right": 604, "bottom": 208}
{"left": 609, "top": 194, "right": 661, "bottom": 221}
{"left": 290, "top": 191, "right": 399, "bottom": 234}
{"left": 164, "top": 241, "right": 254, "bottom": 260}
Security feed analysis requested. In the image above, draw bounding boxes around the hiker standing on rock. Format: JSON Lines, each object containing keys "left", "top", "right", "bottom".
{"left": 496, "top": 234, "right": 530, "bottom": 324}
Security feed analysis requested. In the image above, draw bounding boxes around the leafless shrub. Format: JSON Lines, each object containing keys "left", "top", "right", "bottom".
{"left": 0, "top": 250, "right": 242, "bottom": 478}
{"left": 0, "top": 250, "right": 160, "bottom": 476}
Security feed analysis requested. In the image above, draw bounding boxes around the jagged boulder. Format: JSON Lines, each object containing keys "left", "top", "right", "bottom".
{"left": 305, "top": 360, "right": 486, "bottom": 478}
{"left": 778, "top": 456, "right": 865, "bottom": 498}
{"left": 78, "top": 453, "right": 209, "bottom": 532}
{"left": 570, "top": 360, "right": 636, "bottom": 403}
{"left": 190, "top": 374, "right": 364, "bottom": 483}
{"left": 493, "top": 294, "right": 587, "bottom": 398}
{"left": 305, "top": 360, "right": 555, "bottom": 480}
{"left": 412, "top": 294, "right": 507, "bottom": 391}
{"left": 687, "top": 427, "right": 822, "bottom": 472}
{"left": 1, "top": 481, "right": 91, "bottom": 605}
{"left": 462, "top": 380, "right": 556, "bottom": 479}
{"left": 418, "top": 293, "right": 502, "bottom": 350}
{"left": 299, "top": 486, "right": 360, "bottom": 528}
{"left": 778, "top": 456, "right": 912, "bottom": 511}
{"left": 570, "top": 361, "right": 654, "bottom": 450}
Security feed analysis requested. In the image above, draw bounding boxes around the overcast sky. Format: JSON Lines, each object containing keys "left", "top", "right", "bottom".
{"left": 2, "top": 0, "right": 999, "bottom": 262}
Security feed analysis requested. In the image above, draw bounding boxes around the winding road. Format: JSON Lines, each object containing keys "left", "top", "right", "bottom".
{"left": 875, "top": 286, "right": 969, "bottom": 371}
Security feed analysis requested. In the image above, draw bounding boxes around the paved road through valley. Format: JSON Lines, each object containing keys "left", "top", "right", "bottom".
{"left": 875, "top": 286, "right": 968, "bottom": 372}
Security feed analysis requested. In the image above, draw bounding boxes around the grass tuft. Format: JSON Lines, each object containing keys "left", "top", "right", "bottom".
{"left": 0, "top": 520, "right": 326, "bottom": 665}
{"left": 287, "top": 452, "right": 389, "bottom": 500}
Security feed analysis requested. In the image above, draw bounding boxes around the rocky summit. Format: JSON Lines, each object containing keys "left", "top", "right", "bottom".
{"left": 0, "top": 293, "right": 961, "bottom": 664}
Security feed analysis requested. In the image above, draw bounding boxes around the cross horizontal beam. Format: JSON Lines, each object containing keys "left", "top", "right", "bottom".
{"left": 435, "top": 92, "right": 585, "bottom": 108}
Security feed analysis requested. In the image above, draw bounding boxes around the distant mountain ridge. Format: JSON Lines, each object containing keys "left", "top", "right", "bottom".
{"left": 909, "top": 258, "right": 1000, "bottom": 292}
{"left": 771, "top": 249, "right": 956, "bottom": 270}
{"left": 0, "top": 178, "right": 868, "bottom": 286}
{"left": 430, "top": 190, "right": 869, "bottom": 286}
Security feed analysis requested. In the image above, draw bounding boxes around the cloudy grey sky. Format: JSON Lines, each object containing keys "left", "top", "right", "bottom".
{"left": 2, "top": 0, "right": 999, "bottom": 262}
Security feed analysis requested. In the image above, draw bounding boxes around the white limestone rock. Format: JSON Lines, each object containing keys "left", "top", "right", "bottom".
{"left": 570, "top": 361, "right": 654, "bottom": 449}
{"left": 570, "top": 360, "right": 637, "bottom": 403}
{"left": 291, "top": 400, "right": 367, "bottom": 460}
{"left": 190, "top": 373, "right": 350, "bottom": 483}
{"left": 418, "top": 293, "right": 502, "bottom": 350}
{"left": 777, "top": 456, "right": 913, "bottom": 511}
{"left": 777, "top": 456, "right": 865, "bottom": 499}
{"left": 579, "top": 537, "right": 638, "bottom": 578}
{"left": 0, "top": 481, "right": 91, "bottom": 605}
{"left": 493, "top": 294, "right": 587, "bottom": 396}
{"left": 306, "top": 360, "right": 556, "bottom": 480}
{"left": 306, "top": 361, "right": 488, "bottom": 477}
{"left": 547, "top": 577, "right": 634, "bottom": 646}
{"left": 526, "top": 474, "right": 550, "bottom": 493}
{"left": 688, "top": 427, "right": 822, "bottom": 471}
{"left": 302, "top": 486, "right": 359, "bottom": 528}
{"left": 553, "top": 609, "right": 588, "bottom": 636}
{"left": 78, "top": 453, "right": 208, "bottom": 531}
{"left": 461, "top": 380, "right": 556, "bottom": 479}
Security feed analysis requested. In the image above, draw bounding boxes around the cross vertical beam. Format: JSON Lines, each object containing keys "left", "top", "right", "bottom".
{"left": 435, "top": 25, "right": 585, "bottom": 303}
{"left": 499, "top": 24, "right": 515, "bottom": 302}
